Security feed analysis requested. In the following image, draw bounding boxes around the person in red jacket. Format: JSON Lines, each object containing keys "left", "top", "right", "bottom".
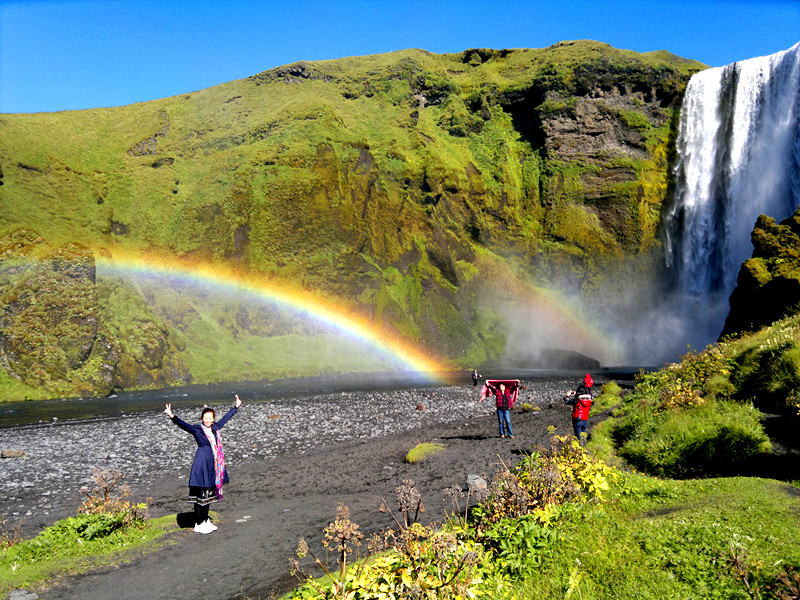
{"left": 480, "top": 379, "right": 519, "bottom": 438}
{"left": 564, "top": 374, "right": 594, "bottom": 442}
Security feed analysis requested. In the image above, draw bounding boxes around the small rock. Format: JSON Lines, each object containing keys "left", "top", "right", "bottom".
{"left": 415, "top": 404, "right": 426, "bottom": 411}
{"left": 1, "top": 449, "right": 24, "bottom": 458}
{"left": 466, "top": 474, "right": 487, "bottom": 491}
{"left": 8, "top": 590, "right": 40, "bottom": 600}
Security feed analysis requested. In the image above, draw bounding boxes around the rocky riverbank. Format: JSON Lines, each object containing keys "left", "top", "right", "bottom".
{"left": 0, "top": 377, "right": 581, "bottom": 537}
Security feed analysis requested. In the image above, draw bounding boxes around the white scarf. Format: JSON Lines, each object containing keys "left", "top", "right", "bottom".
{"left": 201, "top": 424, "right": 218, "bottom": 461}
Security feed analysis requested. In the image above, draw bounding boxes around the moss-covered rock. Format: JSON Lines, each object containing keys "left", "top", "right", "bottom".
{"left": 0, "top": 229, "right": 191, "bottom": 398}
{"left": 723, "top": 211, "right": 800, "bottom": 337}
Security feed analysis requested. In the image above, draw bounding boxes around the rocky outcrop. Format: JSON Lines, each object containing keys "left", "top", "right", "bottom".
{"left": 0, "top": 229, "right": 191, "bottom": 398}
{"left": 723, "top": 210, "right": 800, "bottom": 337}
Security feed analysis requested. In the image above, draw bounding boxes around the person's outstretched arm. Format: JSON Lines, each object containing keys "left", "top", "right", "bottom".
{"left": 165, "top": 403, "right": 194, "bottom": 432}
{"left": 216, "top": 394, "right": 242, "bottom": 429}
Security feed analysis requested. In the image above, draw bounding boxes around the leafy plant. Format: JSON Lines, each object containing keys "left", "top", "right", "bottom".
{"left": 471, "top": 436, "right": 615, "bottom": 531}
{"left": 289, "top": 482, "right": 487, "bottom": 599}
{"left": 479, "top": 515, "right": 558, "bottom": 577}
{"left": 78, "top": 468, "right": 148, "bottom": 525}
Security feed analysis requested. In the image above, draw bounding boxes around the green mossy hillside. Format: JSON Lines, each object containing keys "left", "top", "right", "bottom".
{"left": 0, "top": 41, "right": 707, "bottom": 398}
{"left": 0, "top": 229, "right": 191, "bottom": 397}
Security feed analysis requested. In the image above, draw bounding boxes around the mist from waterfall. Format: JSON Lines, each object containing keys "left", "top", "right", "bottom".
{"left": 660, "top": 42, "right": 800, "bottom": 354}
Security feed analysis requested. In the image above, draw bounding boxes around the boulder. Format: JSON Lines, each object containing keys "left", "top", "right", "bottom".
{"left": 723, "top": 209, "right": 800, "bottom": 336}
{"left": 466, "top": 474, "right": 487, "bottom": 491}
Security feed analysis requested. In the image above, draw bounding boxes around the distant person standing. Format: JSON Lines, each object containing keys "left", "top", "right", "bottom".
{"left": 471, "top": 369, "right": 481, "bottom": 387}
{"left": 164, "top": 394, "right": 242, "bottom": 534}
{"left": 480, "top": 379, "right": 519, "bottom": 438}
{"left": 564, "top": 374, "right": 594, "bottom": 442}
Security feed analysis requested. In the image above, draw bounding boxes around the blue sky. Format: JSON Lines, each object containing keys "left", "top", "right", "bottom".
{"left": 1, "top": 0, "right": 798, "bottom": 114}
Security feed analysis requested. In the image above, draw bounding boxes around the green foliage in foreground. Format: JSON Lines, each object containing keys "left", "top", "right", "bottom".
{"left": 284, "top": 437, "right": 800, "bottom": 600}
{"left": 283, "top": 333, "right": 800, "bottom": 599}
{"left": 0, "top": 511, "right": 174, "bottom": 596}
{"left": 508, "top": 475, "right": 800, "bottom": 600}
{"left": 0, "top": 469, "right": 174, "bottom": 595}
{"left": 405, "top": 442, "right": 445, "bottom": 464}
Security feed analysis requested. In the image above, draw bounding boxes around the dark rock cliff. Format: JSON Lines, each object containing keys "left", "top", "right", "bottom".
{"left": 723, "top": 210, "right": 800, "bottom": 337}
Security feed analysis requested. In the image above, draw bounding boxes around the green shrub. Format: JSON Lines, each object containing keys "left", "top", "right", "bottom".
{"left": 590, "top": 381, "right": 624, "bottom": 415}
{"left": 600, "top": 381, "right": 622, "bottom": 395}
{"left": 731, "top": 340, "right": 800, "bottom": 414}
{"left": 471, "top": 436, "right": 616, "bottom": 530}
{"left": 478, "top": 515, "right": 558, "bottom": 577}
{"left": 404, "top": 442, "right": 445, "bottom": 464}
{"left": 619, "top": 400, "right": 771, "bottom": 478}
{"left": 704, "top": 373, "right": 735, "bottom": 400}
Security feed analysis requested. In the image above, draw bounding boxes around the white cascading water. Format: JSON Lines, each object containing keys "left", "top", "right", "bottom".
{"left": 661, "top": 42, "right": 800, "bottom": 352}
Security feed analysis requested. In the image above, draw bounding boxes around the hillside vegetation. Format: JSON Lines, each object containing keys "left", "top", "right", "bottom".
{"left": 0, "top": 41, "right": 706, "bottom": 399}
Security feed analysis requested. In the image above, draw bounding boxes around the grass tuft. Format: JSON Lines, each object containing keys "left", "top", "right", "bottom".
{"left": 404, "top": 442, "right": 445, "bottom": 464}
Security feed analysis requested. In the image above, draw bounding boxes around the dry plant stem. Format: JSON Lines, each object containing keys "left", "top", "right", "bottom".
{"left": 380, "top": 497, "right": 405, "bottom": 531}
{"left": 442, "top": 552, "right": 471, "bottom": 587}
{"left": 0, "top": 516, "right": 23, "bottom": 549}
{"left": 412, "top": 499, "right": 423, "bottom": 525}
{"left": 725, "top": 541, "right": 756, "bottom": 600}
{"left": 461, "top": 488, "right": 472, "bottom": 529}
{"left": 292, "top": 543, "right": 331, "bottom": 596}
{"left": 339, "top": 546, "right": 347, "bottom": 594}
{"left": 774, "top": 568, "right": 800, "bottom": 600}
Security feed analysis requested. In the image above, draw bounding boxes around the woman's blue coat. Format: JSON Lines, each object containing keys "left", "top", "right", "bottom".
{"left": 171, "top": 406, "right": 238, "bottom": 488}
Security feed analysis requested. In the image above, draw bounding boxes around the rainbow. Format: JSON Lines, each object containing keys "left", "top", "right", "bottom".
{"left": 474, "top": 257, "right": 624, "bottom": 365}
{"left": 95, "top": 250, "right": 451, "bottom": 382}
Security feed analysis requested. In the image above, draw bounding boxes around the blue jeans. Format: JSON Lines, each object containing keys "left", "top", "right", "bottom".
{"left": 497, "top": 410, "right": 512, "bottom": 437}
{"left": 573, "top": 419, "right": 588, "bottom": 440}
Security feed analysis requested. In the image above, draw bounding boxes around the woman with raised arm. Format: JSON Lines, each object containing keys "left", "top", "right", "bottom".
{"left": 164, "top": 394, "right": 242, "bottom": 534}
{"left": 479, "top": 379, "right": 520, "bottom": 439}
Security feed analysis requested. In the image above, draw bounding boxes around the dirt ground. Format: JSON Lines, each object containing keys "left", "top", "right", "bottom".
{"left": 34, "top": 400, "right": 582, "bottom": 600}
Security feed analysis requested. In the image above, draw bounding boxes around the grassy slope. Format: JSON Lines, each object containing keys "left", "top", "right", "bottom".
{"left": 517, "top": 315, "right": 800, "bottom": 597}
{"left": 512, "top": 475, "right": 800, "bottom": 599}
{"left": 0, "top": 42, "right": 706, "bottom": 397}
{"left": 0, "top": 514, "right": 177, "bottom": 597}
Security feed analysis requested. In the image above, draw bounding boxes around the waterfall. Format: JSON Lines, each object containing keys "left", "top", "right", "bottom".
{"left": 662, "top": 42, "right": 800, "bottom": 348}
